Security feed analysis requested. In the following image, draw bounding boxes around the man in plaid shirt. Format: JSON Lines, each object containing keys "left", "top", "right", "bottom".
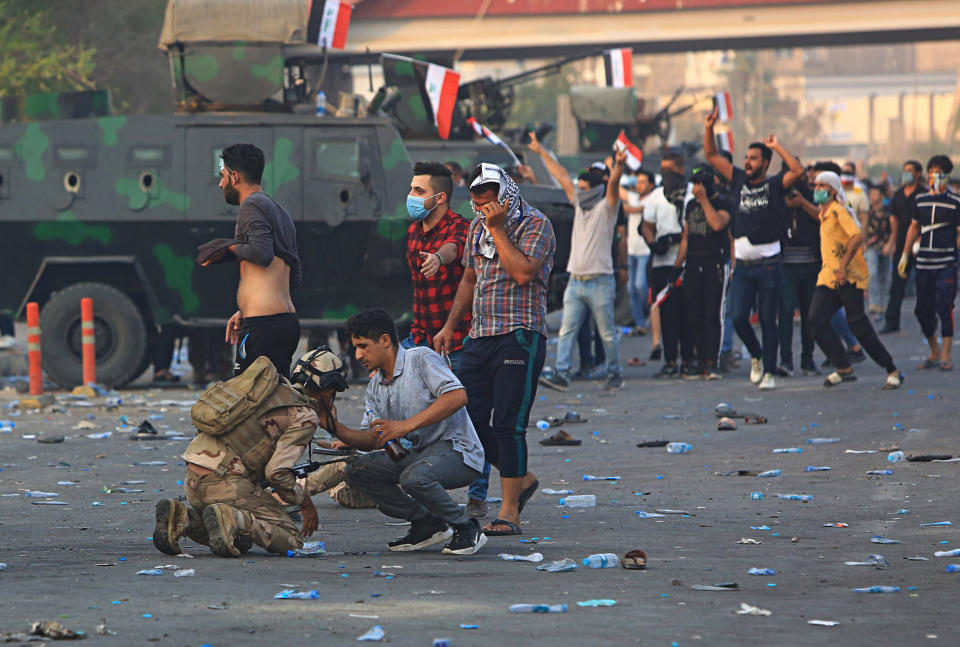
{"left": 435, "top": 163, "right": 556, "bottom": 537}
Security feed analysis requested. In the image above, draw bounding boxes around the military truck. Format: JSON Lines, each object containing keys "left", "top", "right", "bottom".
{"left": 0, "top": 0, "right": 573, "bottom": 388}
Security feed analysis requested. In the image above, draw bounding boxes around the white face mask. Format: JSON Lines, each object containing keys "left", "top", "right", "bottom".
{"left": 931, "top": 172, "right": 949, "bottom": 193}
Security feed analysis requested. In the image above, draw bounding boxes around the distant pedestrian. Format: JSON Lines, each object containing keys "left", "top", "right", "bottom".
{"left": 881, "top": 160, "right": 925, "bottom": 333}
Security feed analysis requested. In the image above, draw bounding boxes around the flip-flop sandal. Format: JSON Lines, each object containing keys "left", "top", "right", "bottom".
{"left": 627, "top": 357, "right": 646, "bottom": 367}
{"left": 824, "top": 371, "right": 857, "bottom": 387}
{"left": 717, "top": 417, "right": 737, "bottom": 431}
{"left": 919, "top": 358, "right": 940, "bottom": 369}
{"left": 636, "top": 440, "right": 670, "bottom": 448}
{"left": 882, "top": 372, "right": 905, "bottom": 390}
{"left": 517, "top": 479, "right": 540, "bottom": 514}
{"left": 539, "top": 430, "right": 582, "bottom": 446}
{"left": 743, "top": 416, "right": 768, "bottom": 425}
{"left": 483, "top": 518, "right": 522, "bottom": 536}
{"left": 940, "top": 362, "right": 953, "bottom": 371}
{"left": 622, "top": 549, "right": 647, "bottom": 570}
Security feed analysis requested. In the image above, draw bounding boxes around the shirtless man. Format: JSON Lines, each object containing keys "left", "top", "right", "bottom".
{"left": 199, "top": 144, "right": 302, "bottom": 378}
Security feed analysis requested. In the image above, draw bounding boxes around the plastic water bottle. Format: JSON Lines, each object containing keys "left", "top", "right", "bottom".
{"left": 778, "top": 494, "right": 813, "bottom": 501}
{"left": 934, "top": 549, "right": 960, "bottom": 557}
{"left": 559, "top": 495, "right": 596, "bottom": 507}
{"left": 0, "top": 420, "right": 14, "bottom": 432}
{"left": 666, "top": 442, "right": 692, "bottom": 454}
{"left": 274, "top": 589, "right": 320, "bottom": 599}
{"left": 316, "top": 90, "right": 326, "bottom": 116}
{"left": 866, "top": 469, "right": 894, "bottom": 475}
{"left": 287, "top": 541, "right": 326, "bottom": 558}
{"left": 509, "top": 603, "right": 568, "bottom": 613}
{"left": 887, "top": 451, "right": 905, "bottom": 463}
{"left": 757, "top": 469, "right": 782, "bottom": 478}
{"left": 773, "top": 448, "right": 802, "bottom": 454}
{"left": 945, "top": 564, "right": 960, "bottom": 573}
{"left": 747, "top": 567, "right": 776, "bottom": 575}
{"left": 750, "top": 492, "right": 764, "bottom": 500}
{"left": 582, "top": 553, "right": 619, "bottom": 568}
{"left": 536, "top": 419, "right": 550, "bottom": 431}
{"left": 807, "top": 437, "right": 840, "bottom": 444}
{"left": 853, "top": 586, "right": 899, "bottom": 593}
{"left": 805, "top": 466, "right": 831, "bottom": 472}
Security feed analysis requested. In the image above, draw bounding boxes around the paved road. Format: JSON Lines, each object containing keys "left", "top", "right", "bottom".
{"left": 0, "top": 322, "right": 956, "bottom": 645}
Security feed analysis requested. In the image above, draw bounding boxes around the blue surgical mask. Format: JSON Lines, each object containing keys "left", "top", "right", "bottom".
{"left": 623, "top": 175, "right": 637, "bottom": 188}
{"left": 901, "top": 171, "right": 915, "bottom": 185}
{"left": 813, "top": 188, "right": 830, "bottom": 204}
{"left": 406, "top": 193, "right": 440, "bottom": 220}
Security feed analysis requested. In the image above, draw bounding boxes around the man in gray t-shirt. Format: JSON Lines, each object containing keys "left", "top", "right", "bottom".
{"left": 529, "top": 140, "right": 626, "bottom": 391}
{"left": 335, "top": 309, "right": 487, "bottom": 556}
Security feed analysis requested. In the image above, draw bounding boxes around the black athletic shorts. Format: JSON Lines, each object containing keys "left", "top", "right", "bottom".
{"left": 234, "top": 312, "right": 300, "bottom": 378}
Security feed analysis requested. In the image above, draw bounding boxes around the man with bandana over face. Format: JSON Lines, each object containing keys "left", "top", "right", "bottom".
{"left": 434, "top": 161, "right": 555, "bottom": 537}
{"left": 705, "top": 107, "right": 805, "bottom": 391}
{"left": 531, "top": 134, "right": 627, "bottom": 392}
{"left": 196, "top": 144, "right": 302, "bottom": 378}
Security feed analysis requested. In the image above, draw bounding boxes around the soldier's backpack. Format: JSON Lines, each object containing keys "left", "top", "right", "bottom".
{"left": 191, "top": 356, "right": 280, "bottom": 436}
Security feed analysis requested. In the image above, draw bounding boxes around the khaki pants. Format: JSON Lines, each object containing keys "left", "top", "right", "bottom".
{"left": 303, "top": 460, "right": 376, "bottom": 509}
{"left": 185, "top": 471, "right": 302, "bottom": 554}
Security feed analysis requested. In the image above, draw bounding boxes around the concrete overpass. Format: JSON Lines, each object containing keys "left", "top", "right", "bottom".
{"left": 334, "top": 0, "right": 960, "bottom": 61}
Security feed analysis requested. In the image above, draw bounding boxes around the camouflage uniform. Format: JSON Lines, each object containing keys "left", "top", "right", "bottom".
{"left": 303, "top": 460, "right": 376, "bottom": 509}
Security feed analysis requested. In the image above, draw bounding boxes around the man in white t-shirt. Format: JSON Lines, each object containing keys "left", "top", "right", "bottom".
{"left": 530, "top": 137, "right": 627, "bottom": 392}
{"left": 623, "top": 170, "right": 654, "bottom": 336}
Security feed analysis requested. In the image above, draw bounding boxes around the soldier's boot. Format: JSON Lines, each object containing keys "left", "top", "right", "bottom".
{"left": 153, "top": 499, "right": 204, "bottom": 556}
{"left": 203, "top": 503, "right": 254, "bottom": 557}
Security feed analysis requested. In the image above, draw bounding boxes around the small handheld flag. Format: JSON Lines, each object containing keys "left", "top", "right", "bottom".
{"left": 425, "top": 63, "right": 461, "bottom": 140}
{"left": 714, "top": 91, "right": 733, "bottom": 123}
{"left": 316, "top": 0, "right": 352, "bottom": 50}
{"left": 613, "top": 130, "right": 643, "bottom": 172}
{"left": 466, "top": 117, "right": 521, "bottom": 166}
{"left": 604, "top": 48, "right": 633, "bottom": 88}
{"left": 716, "top": 130, "right": 734, "bottom": 154}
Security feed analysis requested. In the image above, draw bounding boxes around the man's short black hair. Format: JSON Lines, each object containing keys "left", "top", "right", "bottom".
{"left": 466, "top": 165, "right": 499, "bottom": 197}
{"left": 346, "top": 308, "right": 398, "bottom": 347}
{"left": 413, "top": 161, "right": 453, "bottom": 203}
{"left": 577, "top": 170, "right": 606, "bottom": 188}
{"left": 220, "top": 144, "right": 265, "bottom": 184}
{"left": 444, "top": 160, "right": 463, "bottom": 175}
{"left": 842, "top": 161, "right": 856, "bottom": 174}
{"left": 904, "top": 159, "right": 922, "bottom": 175}
{"left": 748, "top": 142, "right": 772, "bottom": 162}
{"left": 927, "top": 154, "right": 954, "bottom": 175}
{"left": 661, "top": 151, "right": 684, "bottom": 169}
{"left": 637, "top": 169, "right": 656, "bottom": 186}
{"left": 813, "top": 160, "right": 842, "bottom": 175}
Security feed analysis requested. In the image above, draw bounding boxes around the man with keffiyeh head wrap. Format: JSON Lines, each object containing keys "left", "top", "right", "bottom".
{"left": 434, "top": 162, "right": 556, "bottom": 537}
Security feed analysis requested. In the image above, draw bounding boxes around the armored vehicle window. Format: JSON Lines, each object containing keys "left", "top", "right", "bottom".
{"left": 53, "top": 146, "right": 95, "bottom": 168}
{"left": 128, "top": 146, "right": 169, "bottom": 167}
{"left": 313, "top": 140, "right": 359, "bottom": 180}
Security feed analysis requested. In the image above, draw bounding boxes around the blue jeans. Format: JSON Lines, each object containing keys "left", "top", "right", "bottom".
{"left": 401, "top": 335, "right": 462, "bottom": 374}
{"left": 778, "top": 262, "right": 818, "bottom": 367}
{"left": 730, "top": 259, "right": 782, "bottom": 374}
{"left": 721, "top": 262, "right": 734, "bottom": 353}
{"left": 628, "top": 254, "right": 650, "bottom": 328}
{"left": 864, "top": 247, "right": 890, "bottom": 312}
{"left": 555, "top": 275, "right": 621, "bottom": 379}
{"left": 830, "top": 310, "right": 858, "bottom": 348}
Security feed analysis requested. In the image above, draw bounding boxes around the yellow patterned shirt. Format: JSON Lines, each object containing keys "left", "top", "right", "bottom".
{"left": 818, "top": 201, "right": 869, "bottom": 290}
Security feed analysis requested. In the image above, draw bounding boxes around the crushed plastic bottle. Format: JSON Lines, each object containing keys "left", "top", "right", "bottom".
{"left": 778, "top": 494, "right": 813, "bottom": 501}
{"left": 0, "top": 420, "right": 15, "bottom": 432}
{"left": 559, "top": 495, "right": 596, "bottom": 507}
{"left": 433, "top": 639, "right": 451, "bottom": 647}
{"left": 356, "top": 625, "right": 384, "bottom": 641}
{"left": 635, "top": 510, "right": 666, "bottom": 519}
{"left": 287, "top": 541, "right": 326, "bottom": 557}
{"left": 137, "top": 569, "right": 164, "bottom": 576}
{"left": 536, "top": 419, "right": 550, "bottom": 431}
{"left": 866, "top": 470, "right": 894, "bottom": 475}
{"left": 920, "top": 521, "right": 952, "bottom": 527}
{"left": 773, "top": 448, "right": 802, "bottom": 454}
{"left": 887, "top": 451, "right": 905, "bottom": 463}
{"left": 582, "top": 475, "right": 620, "bottom": 481}
{"left": 934, "top": 549, "right": 960, "bottom": 557}
{"left": 25, "top": 491, "right": 59, "bottom": 497}
{"left": 499, "top": 552, "right": 544, "bottom": 562}
{"left": 535, "top": 558, "right": 577, "bottom": 572}
{"left": 509, "top": 603, "right": 568, "bottom": 613}
{"left": 853, "top": 586, "right": 900, "bottom": 593}
{"left": 945, "top": 564, "right": 960, "bottom": 573}
{"left": 173, "top": 569, "right": 195, "bottom": 577}
{"left": 576, "top": 599, "right": 617, "bottom": 607}
{"left": 274, "top": 589, "right": 320, "bottom": 599}
{"left": 541, "top": 488, "right": 574, "bottom": 495}
{"left": 750, "top": 492, "right": 764, "bottom": 500}
{"left": 666, "top": 442, "right": 693, "bottom": 454}
{"left": 748, "top": 567, "right": 776, "bottom": 576}
{"left": 805, "top": 466, "right": 831, "bottom": 472}
{"left": 757, "top": 469, "right": 782, "bottom": 478}
{"left": 582, "top": 553, "right": 619, "bottom": 568}
{"left": 807, "top": 438, "right": 840, "bottom": 444}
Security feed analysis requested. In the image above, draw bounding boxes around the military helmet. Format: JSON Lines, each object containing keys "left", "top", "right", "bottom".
{"left": 291, "top": 346, "right": 348, "bottom": 392}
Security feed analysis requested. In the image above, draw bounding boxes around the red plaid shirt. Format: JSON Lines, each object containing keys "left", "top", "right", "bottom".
{"left": 406, "top": 210, "right": 472, "bottom": 350}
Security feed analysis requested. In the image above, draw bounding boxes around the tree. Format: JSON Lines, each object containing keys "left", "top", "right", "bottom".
{"left": 0, "top": 0, "right": 97, "bottom": 96}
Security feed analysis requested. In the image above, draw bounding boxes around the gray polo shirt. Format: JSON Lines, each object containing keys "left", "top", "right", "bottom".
{"left": 360, "top": 346, "right": 485, "bottom": 472}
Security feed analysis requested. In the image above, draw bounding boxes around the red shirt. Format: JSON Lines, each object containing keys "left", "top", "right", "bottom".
{"left": 406, "top": 210, "right": 472, "bottom": 350}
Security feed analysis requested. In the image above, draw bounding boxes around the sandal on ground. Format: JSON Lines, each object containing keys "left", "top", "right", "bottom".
{"left": 539, "top": 430, "right": 582, "bottom": 446}
{"left": 824, "top": 371, "right": 857, "bottom": 387}
{"left": 517, "top": 479, "right": 540, "bottom": 514}
{"left": 636, "top": 440, "right": 670, "bottom": 448}
{"left": 882, "top": 372, "right": 904, "bottom": 390}
{"left": 622, "top": 549, "right": 647, "bottom": 570}
{"left": 940, "top": 361, "right": 953, "bottom": 371}
{"left": 483, "top": 518, "right": 522, "bottom": 536}
{"left": 743, "top": 416, "right": 768, "bottom": 425}
{"left": 627, "top": 357, "right": 646, "bottom": 367}
{"left": 919, "top": 358, "right": 940, "bottom": 370}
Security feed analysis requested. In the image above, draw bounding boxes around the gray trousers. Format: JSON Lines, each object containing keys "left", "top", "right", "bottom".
{"left": 345, "top": 440, "right": 479, "bottom": 528}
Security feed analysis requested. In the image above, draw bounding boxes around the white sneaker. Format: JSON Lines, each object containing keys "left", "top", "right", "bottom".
{"left": 0, "top": 335, "right": 16, "bottom": 350}
{"left": 749, "top": 358, "right": 763, "bottom": 384}
{"left": 758, "top": 373, "right": 776, "bottom": 390}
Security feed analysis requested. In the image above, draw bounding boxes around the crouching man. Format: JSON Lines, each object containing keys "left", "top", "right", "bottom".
{"left": 152, "top": 348, "right": 349, "bottom": 557}
{"left": 332, "top": 308, "right": 487, "bottom": 555}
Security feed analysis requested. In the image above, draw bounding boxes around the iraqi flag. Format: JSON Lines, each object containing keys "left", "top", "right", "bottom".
{"left": 613, "top": 130, "right": 643, "bottom": 172}
{"left": 604, "top": 48, "right": 633, "bottom": 88}
{"left": 313, "top": 0, "right": 352, "bottom": 49}
{"left": 466, "top": 117, "right": 521, "bottom": 165}
{"left": 717, "top": 130, "right": 734, "bottom": 154}
{"left": 425, "top": 63, "right": 460, "bottom": 140}
{"left": 715, "top": 91, "right": 734, "bottom": 123}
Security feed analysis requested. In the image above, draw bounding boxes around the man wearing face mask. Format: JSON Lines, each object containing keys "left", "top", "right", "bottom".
{"left": 533, "top": 136, "right": 627, "bottom": 392}
{"left": 705, "top": 107, "right": 805, "bottom": 390}
{"left": 898, "top": 155, "right": 960, "bottom": 371}
{"left": 881, "top": 160, "right": 925, "bottom": 334}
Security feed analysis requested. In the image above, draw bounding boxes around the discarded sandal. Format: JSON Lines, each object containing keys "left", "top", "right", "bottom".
{"left": 627, "top": 357, "right": 646, "bottom": 367}
{"left": 636, "top": 440, "right": 670, "bottom": 448}
{"left": 622, "top": 549, "right": 647, "bottom": 570}
{"left": 540, "top": 430, "right": 582, "bottom": 446}
{"left": 717, "top": 417, "right": 737, "bottom": 431}
{"left": 483, "top": 518, "right": 522, "bottom": 536}
{"left": 824, "top": 371, "right": 857, "bottom": 387}
{"left": 743, "top": 416, "right": 768, "bottom": 425}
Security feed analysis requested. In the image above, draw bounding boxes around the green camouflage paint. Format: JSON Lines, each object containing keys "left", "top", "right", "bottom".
{"left": 321, "top": 304, "right": 359, "bottom": 320}
{"left": 232, "top": 41, "right": 246, "bottom": 61}
{"left": 251, "top": 55, "right": 284, "bottom": 86}
{"left": 376, "top": 202, "right": 409, "bottom": 240}
{"left": 34, "top": 210, "right": 112, "bottom": 245}
{"left": 97, "top": 116, "right": 127, "bottom": 147}
{"left": 262, "top": 137, "right": 299, "bottom": 197}
{"left": 15, "top": 123, "right": 49, "bottom": 181}
{"left": 184, "top": 54, "right": 219, "bottom": 82}
{"left": 153, "top": 244, "right": 200, "bottom": 313}
{"left": 381, "top": 137, "right": 407, "bottom": 170}
{"left": 23, "top": 93, "right": 60, "bottom": 120}
{"left": 115, "top": 175, "right": 190, "bottom": 211}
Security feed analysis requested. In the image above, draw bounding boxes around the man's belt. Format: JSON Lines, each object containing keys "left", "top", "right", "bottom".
{"left": 570, "top": 273, "right": 611, "bottom": 281}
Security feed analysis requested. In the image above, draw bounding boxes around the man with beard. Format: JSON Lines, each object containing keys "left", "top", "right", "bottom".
{"left": 197, "top": 144, "right": 302, "bottom": 378}
{"left": 704, "top": 107, "right": 805, "bottom": 390}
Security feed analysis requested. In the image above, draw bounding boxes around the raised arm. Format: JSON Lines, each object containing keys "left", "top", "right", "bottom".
{"left": 607, "top": 150, "right": 626, "bottom": 208}
{"left": 763, "top": 134, "right": 804, "bottom": 189}
{"left": 704, "top": 107, "right": 734, "bottom": 182}
{"left": 528, "top": 132, "right": 574, "bottom": 204}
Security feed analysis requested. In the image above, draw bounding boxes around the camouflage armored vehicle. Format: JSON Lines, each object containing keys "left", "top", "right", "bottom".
{"left": 0, "top": 0, "right": 573, "bottom": 388}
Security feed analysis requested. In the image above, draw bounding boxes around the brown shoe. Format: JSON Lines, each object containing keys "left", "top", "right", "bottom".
{"left": 465, "top": 498, "right": 488, "bottom": 519}
{"left": 203, "top": 503, "right": 252, "bottom": 557}
{"left": 153, "top": 499, "right": 202, "bottom": 556}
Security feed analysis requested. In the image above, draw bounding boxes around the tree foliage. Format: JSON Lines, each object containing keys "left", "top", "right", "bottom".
{"left": 0, "top": 0, "right": 97, "bottom": 97}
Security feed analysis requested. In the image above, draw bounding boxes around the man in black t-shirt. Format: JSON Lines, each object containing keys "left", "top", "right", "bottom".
{"left": 672, "top": 164, "right": 734, "bottom": 379}
{"left": 704, "top": 108, "right": 805, "bottom": 390}
{"left": 881, "top": 160, "right": 925, "bottom": 333}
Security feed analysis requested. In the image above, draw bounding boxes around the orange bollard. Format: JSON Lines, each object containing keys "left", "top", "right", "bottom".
{"left": 26, "top": 302, "right": 42, "bottom": 395}
{"left": 81, "top": 298, "right": 96, "bottom": 386}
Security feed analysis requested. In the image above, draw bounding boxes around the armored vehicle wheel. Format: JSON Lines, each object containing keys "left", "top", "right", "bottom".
{"left": 40, "top": 282, "right": 148, "bottom": 388}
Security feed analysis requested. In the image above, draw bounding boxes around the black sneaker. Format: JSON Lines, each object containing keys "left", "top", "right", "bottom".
{"left": 775, "top": 362, "right": 794, "bottom": 377}
{"left": 649, "top": 344, "right": 663, "bottom": 361}
{"left": 717, "top": 351, "right": 733, "bottom": 374}
{"left": 849, "top": 348, "right": 866, "bottom": 364}
{"left": 442, "top": 519, "right": 487, "bottom": 555}
{"left": 387, "top": 517, "right": 451, "bottom": 552}
{"left": 603, "top": 374, "right": 624, "bottom": 390}
{"left": 681, "top": 363, "right": 700, "bottom": 380}
{"left": 539, "top": 372, "right": 570, "bottom": 391}
{"left": 654, "top": 363, "right": 678, "bottom": 379}
{"left": 800, "top": 359, "right": 821, "bottom": 376}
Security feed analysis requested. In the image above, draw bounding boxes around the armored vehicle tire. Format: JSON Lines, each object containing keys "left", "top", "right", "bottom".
{"left": 40, "top": 282, "right": 148, "bottom": 388}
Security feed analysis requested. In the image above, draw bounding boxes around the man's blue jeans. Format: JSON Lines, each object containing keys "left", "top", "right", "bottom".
{"left": 730, "top": 259, "right": 782, "bottom": 374}
{"left": 555, "top": 275, "right": 622, "bottom": 379}
{"left": 628, "top": 254, "right": 650, "bottom": 329}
